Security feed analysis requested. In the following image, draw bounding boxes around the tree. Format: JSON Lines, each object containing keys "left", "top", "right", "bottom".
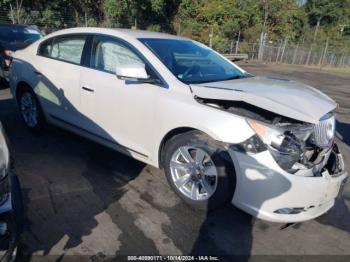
{"left": 103, "top": 0, "right": 129, "bottom": 27}
{"left": 2, "top": 0, "right": 27, "bottom": 24}
{"left": 0, "top": 0, "right": 348, "bottom": 54}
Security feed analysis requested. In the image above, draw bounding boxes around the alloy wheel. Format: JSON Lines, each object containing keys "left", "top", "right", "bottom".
{"left": 20, "top": 92, "right": 38, "bottom": 128}
{"left": 170, "top": 146, "right": 218, "bottom": 201}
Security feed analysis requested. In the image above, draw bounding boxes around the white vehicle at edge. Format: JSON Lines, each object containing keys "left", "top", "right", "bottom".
{"left": 8, "top": 28, "right": 347, "bottom": 223}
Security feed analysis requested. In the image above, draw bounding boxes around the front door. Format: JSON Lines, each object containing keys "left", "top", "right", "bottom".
{"left": 79, "top": 35, "right": 159, "bottom": 158}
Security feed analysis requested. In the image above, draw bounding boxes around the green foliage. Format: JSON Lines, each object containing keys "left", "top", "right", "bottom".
{"left": 0, "top": 0, "right": 348, "bottom": 52}
{"left": 103, "top": 0, "right": 129, "bottom": 27}
{"left": 305, "top": 0, "right": 347, "bottom": 27}
{"left": 174, "top": 0, "right": 349, "bottom": 52}
{"left": 147, "top": 24, "right": 161, "bottom": 32}
{"left": 150, "top": 0, "right": 165, "bottom": 14}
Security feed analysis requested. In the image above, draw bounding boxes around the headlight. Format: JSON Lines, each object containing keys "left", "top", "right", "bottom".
{"left": 0, "top": 124, "right": 9, "bottom": 179}
{"left": 247, "top": 119, "right": 313, "bottom": 171}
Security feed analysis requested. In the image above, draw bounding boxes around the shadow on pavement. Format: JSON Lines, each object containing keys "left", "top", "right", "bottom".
{"left": 315, "top": 120, "right": 350, "bottom": 234}
{"left": 336, "top": 120, "right": 350, "bottom": 148}
{"left": 0, "top": 62, "right": 293, "bottom": 261}
{"left": 316, "top": 195, "right": 350, "bottom": 234}
{"left": 0, "top": 79, "right": 9, "bottom": 90}
{"left": 0, "top": 66, "right": 151, "bottom": 259}
{"left": 188, "top": 154, "right": 291, "bottom": 261}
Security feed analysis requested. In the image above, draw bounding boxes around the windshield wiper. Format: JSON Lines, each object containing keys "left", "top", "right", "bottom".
{"left": 227, "top": 75, "right": 243, "bottom": 80}
{"left": 223, "top": 73, "right": 254, "bottom": 81}
{"left": 188, "top": 73, "right": 253, "bottom": 84}
{"left": 222, "top": 75, "right": 245, "bottom": 81}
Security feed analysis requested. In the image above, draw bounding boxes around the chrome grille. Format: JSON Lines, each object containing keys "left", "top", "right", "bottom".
{"left": 313, "top": 114, "right": 335, "bottom": 148}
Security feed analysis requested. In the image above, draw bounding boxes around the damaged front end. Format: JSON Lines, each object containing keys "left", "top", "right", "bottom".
{"left": 191, "top": 76, "right": 347, "bottom": 221}
{"left": 197, "top": 97, "right": 345, "bottom": 178}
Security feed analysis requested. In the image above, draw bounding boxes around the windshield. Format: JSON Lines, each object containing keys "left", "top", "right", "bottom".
{"left": 0, "top": 27, "right": 42, "bottom": 44}
{"left": 139, "top": 38, "right": 245, "bottom": 84}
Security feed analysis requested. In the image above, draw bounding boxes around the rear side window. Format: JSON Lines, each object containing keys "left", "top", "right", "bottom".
{"left": 51, "top": 36, "right": 86, "bottom": 64}
{"left": 38, "top": 35, "right": 86, "bottom": 65}
{"left": 38, "top": 39, "right": 52, "bottom": 57}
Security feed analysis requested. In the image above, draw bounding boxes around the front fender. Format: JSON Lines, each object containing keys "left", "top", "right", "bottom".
{"left": 151, "top": 93, "right": 255, "bottom": 167}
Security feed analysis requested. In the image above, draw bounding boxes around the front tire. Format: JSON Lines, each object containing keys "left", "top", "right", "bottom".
{"left": 163, "top": 131, "right": 236, "bottom": 210}
{"left": 17, "top": 86, "right": 45, "bottom": 132}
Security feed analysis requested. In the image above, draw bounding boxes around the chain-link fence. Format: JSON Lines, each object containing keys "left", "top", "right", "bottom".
{"left": 0, "top": 8, "right": 11, "bottom": 24}
{"left": 233, "top": 42, "right": 350, "bottom": 68}
{"left": 0, "top": 7, "right": 81, "bottom": 34}
{"left": 1, "top": 7, "right": 349, "bottom": 69}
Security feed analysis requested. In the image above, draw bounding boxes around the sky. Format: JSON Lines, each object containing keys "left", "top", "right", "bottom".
{"left": 296, "top": 0, "right": 307, "bottom": 6}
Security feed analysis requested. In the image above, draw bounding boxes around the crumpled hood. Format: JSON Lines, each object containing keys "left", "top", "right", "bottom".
{"left": 191, "top": 76, "right": 337, "bottom": 124}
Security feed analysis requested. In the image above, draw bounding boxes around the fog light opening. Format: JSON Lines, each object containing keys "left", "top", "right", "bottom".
{"left": 274, "top": 207, "right": 305, "bottom": 215}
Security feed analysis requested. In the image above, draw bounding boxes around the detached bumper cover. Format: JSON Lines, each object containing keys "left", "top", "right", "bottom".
{"left": 229, "top": 144, "right": 348, "bottom": 223}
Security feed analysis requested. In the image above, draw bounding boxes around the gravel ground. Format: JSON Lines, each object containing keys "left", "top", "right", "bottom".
{"left": 0, "top": 61, "right": 349, "bottom": 261}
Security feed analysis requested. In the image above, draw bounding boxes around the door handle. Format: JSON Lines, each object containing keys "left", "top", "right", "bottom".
{"left": 82, "top": 86, "right": 94, "bottom": 92}
{"left": 34, "top": 70, "right": 42, "bottom": 76}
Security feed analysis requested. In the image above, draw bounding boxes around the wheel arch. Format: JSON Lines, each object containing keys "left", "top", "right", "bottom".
{"left": 159, "top": 126, "right": 238, "bottom": 209}
{"left": 158, "top": 127, "right": 199, "bottom": 168}
{"left": 15, "top": 81, "right": 33, "bottom": 102}
{"left": 157, "top": 126, "right": 224, "bottom": 169}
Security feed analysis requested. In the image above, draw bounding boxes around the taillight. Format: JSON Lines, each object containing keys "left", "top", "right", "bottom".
{"left": 2, "top": 48, "right": 13, "bottom": 67}
{"left": 2, "top": 48, "right": 13, "bottom": 56}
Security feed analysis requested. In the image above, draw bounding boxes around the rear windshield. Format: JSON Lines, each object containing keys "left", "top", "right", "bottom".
{"left": 0, "top": 27, "right": 42, "bottom": 44}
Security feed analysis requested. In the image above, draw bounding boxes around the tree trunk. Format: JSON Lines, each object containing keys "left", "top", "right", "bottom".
{"left": 320, "top": 37, "right": 329, "bottom": 68}
{"left": 306, "top": 18, "right": 321, "bottom": 65}
{"left": 235, "top": 30, "right": 241, "bottom": 54}
{"left": 280, "top": 38, "right": 288, "bottom": 63}
{"left": 292, "top": 43, "right": 299, "bottom": 64}
{"left": 313, "top": 18, "right": 320, "bottom": 41}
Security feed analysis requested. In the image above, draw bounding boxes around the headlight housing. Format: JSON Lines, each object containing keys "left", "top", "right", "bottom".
{"left": 0, "top": 123, "right": 9, "bottom": 179}
{"left": 247, "top": 119, "right": 313, "bottom": 172}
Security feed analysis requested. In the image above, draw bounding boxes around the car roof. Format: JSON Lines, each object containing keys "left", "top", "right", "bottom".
{"left": 47, "top": 27, "right": 188, "bottom": 41}
{"left": 113, "top": 28, "right": 184, "bottom": 39}
{"left": 0, "top": 23, "right": 39, "bottom": 29}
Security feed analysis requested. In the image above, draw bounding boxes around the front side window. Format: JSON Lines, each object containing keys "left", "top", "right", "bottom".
{"left": 91, "top": 36, "right": 144, "bottom": 74}
{"left": 139, "top": 38, "right": 245, "bottom": 84}
{"left": 49, "top": 35, "right": 86, "bottom": 64}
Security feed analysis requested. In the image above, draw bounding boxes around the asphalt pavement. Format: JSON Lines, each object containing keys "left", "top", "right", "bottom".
{"left": 0, "top": 62, "right": 349, "bottom": 261}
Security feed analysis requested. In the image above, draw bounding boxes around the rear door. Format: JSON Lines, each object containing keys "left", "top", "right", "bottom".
{"left": 34, "top": 34, "right": 87, "bottom": 126}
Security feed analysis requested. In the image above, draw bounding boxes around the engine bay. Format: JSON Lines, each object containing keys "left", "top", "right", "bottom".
{"left": 197, "top": 97, "right": 337, "bottom": 175}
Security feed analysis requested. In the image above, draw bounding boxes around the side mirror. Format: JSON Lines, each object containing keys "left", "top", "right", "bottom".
{"left": 116, "top": 63, "right": 149, "bottom": 81}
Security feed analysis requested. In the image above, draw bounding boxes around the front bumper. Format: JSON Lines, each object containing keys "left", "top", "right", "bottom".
{"left": 229, "top": 144, "right": 348, "bottom": 223}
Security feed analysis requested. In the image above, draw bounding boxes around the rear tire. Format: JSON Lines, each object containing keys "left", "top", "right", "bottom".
{"left": 17, "top": 86, "right": 46, "bottom": 133}
{"left": 0, "top": 77, "right": 8, "bottom": 89}
{"left": 163, "top": 131, "right": 236, "bottom": 210}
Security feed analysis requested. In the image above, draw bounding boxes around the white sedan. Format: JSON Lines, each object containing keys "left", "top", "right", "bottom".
{"left": 9, "top": 28, "right": 347, "bottom": 223}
